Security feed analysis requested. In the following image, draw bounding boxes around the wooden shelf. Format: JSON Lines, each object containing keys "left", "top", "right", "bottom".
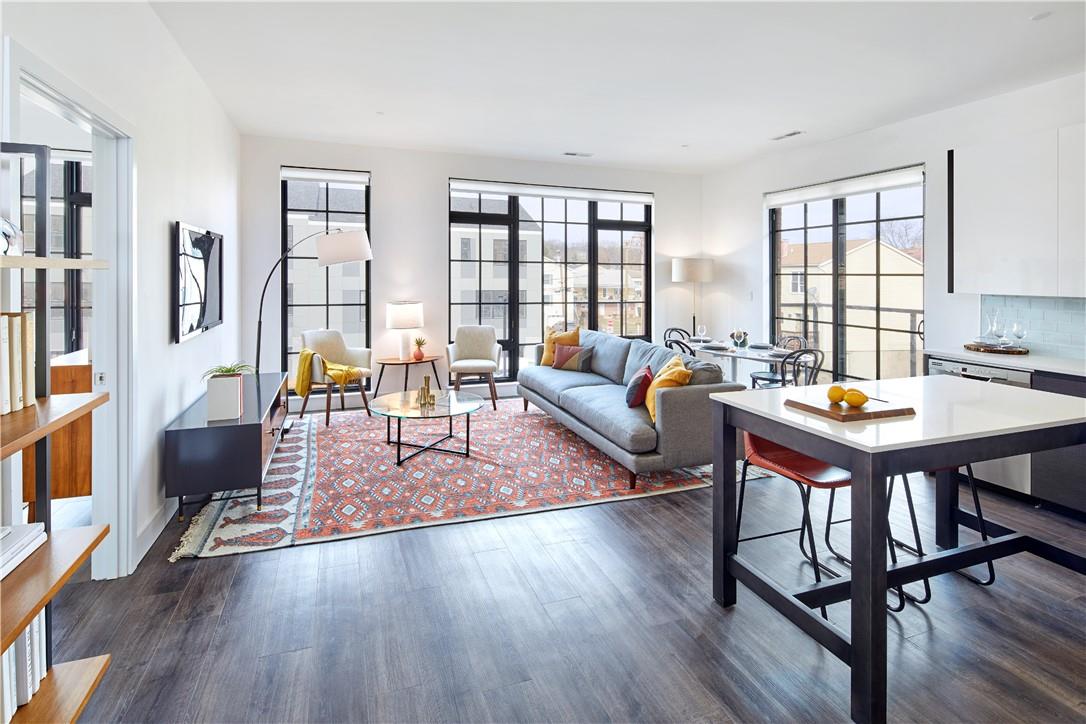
{"left": 1, "top": 525, "right": 109, "bottom": 651}
{"left": 0, "top": 256, "right": 108, "bottom": 271}
{"left": 12, "top": 655, "right": 111, "bottom": 724}
{"left": 0, "top": 392, "right": 109, "bottom": 461}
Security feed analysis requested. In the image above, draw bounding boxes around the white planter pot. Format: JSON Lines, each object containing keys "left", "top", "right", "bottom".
{"left": 206, "top": 374, "right": 243, "bottom": 420}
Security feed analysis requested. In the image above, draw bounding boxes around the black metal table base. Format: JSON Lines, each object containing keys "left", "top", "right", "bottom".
{"left": 386, "top": 413, "right": 471, "bottom": 465}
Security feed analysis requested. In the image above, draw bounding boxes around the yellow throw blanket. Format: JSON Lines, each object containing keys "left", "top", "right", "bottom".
{"left": 295, "top": 348, "right": 361, "bottom": 398}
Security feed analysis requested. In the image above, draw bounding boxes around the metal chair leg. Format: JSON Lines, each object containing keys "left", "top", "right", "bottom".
{"left": 736, "top": 459, "right": 750, "bottom": 543}
{"left": 890, "top": 473, "right": 932, "bottom": 605}
{"left": 824, "top": 488, "right": 851, "bottom": 564}
{"left": 795, "top": 484, "right": 832, "bottom": 619}
{"left": 885, "top": 477, "right": 907, "bottom": 613}
{"left": 957, "top": 464, "right": 997, "bottom": 586}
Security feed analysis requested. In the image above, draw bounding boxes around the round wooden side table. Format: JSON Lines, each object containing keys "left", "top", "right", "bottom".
{"left": 374, "top": 355, "right": 444, "bottom": 394}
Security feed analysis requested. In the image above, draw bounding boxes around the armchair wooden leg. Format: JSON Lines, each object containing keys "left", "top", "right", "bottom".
{"left": 523, "top": 398, "right": 528, "bottom": 411}
{"left": 298, "top": 391, "right": 311, "bottom": 418}
{"left": 325, "top": 384, "right": 333, "bottom": 426}
{"left": 487, "top": 373, "right": 498, "bottom": 410}
{"left": 360, "top": 382, "right": 371, "bottom": 416}
{"left": 339, "top": 383, "right": 346, "bottom": 410}
{"left": 628, "top": 471, "right": 637, "bottom": 490}
{"left": 454, "top": 373, "right": 462, "bottom": 391}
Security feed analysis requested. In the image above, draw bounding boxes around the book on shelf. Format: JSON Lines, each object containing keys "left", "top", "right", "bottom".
{"left": 1, "top": 644, "right": 14, "bottom": 724}
{"left": 5, "top": 315, "right": 22, "bottom": 411}
{"left": 0, "top": 317, "right": 9, "bottom": 414}
{"left": 0, "top": 523, "right": 47, "bottom": 579}
{"left": 0, "top": 312, "right": 34, "bottom": 414}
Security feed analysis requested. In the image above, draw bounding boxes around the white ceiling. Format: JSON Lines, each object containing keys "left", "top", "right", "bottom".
{"left": 152, "top": 1, "right": 1085, "bottom": 173}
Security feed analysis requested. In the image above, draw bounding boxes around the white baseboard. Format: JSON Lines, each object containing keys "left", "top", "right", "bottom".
{"left": 132, "top": 496, "right": 178, "bottom": 574}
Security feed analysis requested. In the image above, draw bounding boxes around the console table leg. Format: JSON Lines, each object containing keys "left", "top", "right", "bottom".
{"left": 375, "top": 365, "right": 386, "bottom": 395}
{"left": 466, "top": 414, "right": 471, "bottom": 457}
{"left": 432, "top": 361, "right": 442, "bottom": 389}
{"left": 403, "top": 365, "right": 410, "bottom": 391}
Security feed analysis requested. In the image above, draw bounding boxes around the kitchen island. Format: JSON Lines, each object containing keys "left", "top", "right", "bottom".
{"left": 710, "top": 375, "right": 1086, "bottom": 724}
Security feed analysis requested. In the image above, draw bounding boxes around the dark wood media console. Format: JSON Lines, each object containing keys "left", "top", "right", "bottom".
{"left": 164, "top": 372, "right": 288, "bottom": 519}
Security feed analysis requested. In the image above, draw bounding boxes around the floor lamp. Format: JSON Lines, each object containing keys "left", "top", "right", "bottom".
{"left": 671, "top": 257, "right": 714, "bottom": 335}
{"left": 255, "top": 228, "right": 372, "bottom": 373}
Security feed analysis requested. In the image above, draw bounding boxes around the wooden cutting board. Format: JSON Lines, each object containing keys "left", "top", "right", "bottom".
{"left": 784, "top": 397, "right": 916, "bottom": 422}
{"left": 963, "top": 343, "right": 1029, "bottom": 355}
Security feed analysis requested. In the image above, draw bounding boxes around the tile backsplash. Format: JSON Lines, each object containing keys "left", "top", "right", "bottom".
{"left": 979, "top": 295, "right": 1086, "bottom": 359}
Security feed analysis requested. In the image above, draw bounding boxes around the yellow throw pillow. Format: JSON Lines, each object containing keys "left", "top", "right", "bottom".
{"left": 645, "top": 355, "right": 692, "bottom": 422}
{"left": 540, "top": 326, "right": 580, "bottom": 367}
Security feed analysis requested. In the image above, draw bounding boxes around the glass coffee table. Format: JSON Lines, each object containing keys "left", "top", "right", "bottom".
{"left": 369, "top": 389, "right": 485, "bottom": 465}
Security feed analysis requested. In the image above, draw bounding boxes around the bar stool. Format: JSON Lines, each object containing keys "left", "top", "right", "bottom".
{"left": 736, "top": 432, "right": 919, "bottom": 617}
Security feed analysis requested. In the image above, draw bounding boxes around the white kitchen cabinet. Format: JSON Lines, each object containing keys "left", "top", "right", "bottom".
{"left": 1057, "top": 123, "right": 1085, "bottom": 297}
{"left": 953, "top": 128, "right": 1058, "bottom": 296}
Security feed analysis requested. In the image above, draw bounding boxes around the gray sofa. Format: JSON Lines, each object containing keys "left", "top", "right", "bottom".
{"left": 517, "top": 330, "right": 744, "bottom": 487}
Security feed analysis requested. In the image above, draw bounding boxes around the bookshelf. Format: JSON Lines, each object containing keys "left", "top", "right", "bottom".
{"left": 1, "top": 141, "right": 111, "bottom": 721}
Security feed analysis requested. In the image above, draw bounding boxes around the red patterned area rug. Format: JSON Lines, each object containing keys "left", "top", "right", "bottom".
{"left": 171, "top": 399, "right": 760, "bottom": 560}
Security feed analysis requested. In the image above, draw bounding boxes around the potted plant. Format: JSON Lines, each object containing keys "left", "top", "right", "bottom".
{"left": 203, "top": 362, "right": 255, "bottom": 420}
{"left": 413, "top": 337, "right": 427, "bottom": 361}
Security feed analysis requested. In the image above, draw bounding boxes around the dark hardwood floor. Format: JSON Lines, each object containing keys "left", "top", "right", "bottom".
{"left": 55, "top": 474, "right": 1085, "bottom": 723}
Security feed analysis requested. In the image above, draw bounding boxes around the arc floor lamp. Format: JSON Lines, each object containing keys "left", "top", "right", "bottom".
{"left": 254, "top": 227, "right": 372, "bottom": 372}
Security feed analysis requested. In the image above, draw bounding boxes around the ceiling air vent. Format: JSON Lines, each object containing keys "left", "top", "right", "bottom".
{"left": 770, "top": 130, "right": 805, "bottom": 141}
{"left": 562, "top": 151, "right": 594, "bottom": 157}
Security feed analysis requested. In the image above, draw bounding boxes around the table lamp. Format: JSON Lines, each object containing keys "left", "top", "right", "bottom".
{"left": 387, "top": 301, "right": 424, "bottom": 360}
{"left": 671, "top": 257, "right": 714, "bottom": 335}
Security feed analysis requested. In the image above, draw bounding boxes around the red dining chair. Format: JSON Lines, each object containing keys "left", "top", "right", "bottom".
{"left": 735, "top": 432, "right": 923, "bottom": 616}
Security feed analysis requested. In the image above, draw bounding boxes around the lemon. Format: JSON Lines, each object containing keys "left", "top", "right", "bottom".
{"left": 827, "top": 385, "right": 846, "bottom": 404}
{"left": 843, "top": 389, "right": 869, "bottom": 408}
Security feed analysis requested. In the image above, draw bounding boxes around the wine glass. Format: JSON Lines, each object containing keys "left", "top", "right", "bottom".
{"left": 991, "top": 316, "right": 1007, "bottom": 346}
{"left": 1011, "top": 322, "right": 1027, "bottom": 346}
{"left": 696, "top": 324, "right": 707, "bottom": 340}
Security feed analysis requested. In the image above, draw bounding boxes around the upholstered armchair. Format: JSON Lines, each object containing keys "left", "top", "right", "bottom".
{"left": 300, "top": 329, "right": 372, "bottom": 424}
{"left": 446, "top": 325, "right": 501, "bottom": 409}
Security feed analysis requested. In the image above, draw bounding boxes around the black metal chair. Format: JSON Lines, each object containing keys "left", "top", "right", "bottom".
{"left": 664, "top": 338, "right": 696, "bottom": 355}
{"left": 777, "top": 335, "right": 807, "bottom": 351}
{"left": 751, "top": 348, "right": 823, "bottom": 389}
{"left": 664, "top": 327, "right": 691, "bottom": 342}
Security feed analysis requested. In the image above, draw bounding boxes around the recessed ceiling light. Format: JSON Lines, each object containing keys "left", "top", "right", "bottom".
{"left": 1029, "top": 10, "right": 1052, "bottom": 21}
{"left": 562, "top": 151, "right": 593, "bottom": 157}
{"left": 770, "top": 130, "right": 805, "bottom": 141}
{"left": 375, "top": 111, "right": 385, "bottom": 116}
{"left": 680, "top": 144, "right": 690, "bottom": 148}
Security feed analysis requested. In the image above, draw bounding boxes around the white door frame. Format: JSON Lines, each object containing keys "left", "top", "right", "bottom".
{"left": 2, "top": 38, "right": 137, "bottom": 579}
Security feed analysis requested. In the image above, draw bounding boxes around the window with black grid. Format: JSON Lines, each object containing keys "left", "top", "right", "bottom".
{"left": 449, "top": 181, "right": 652, "bottom": 381}
{"left": 281, "top": 168, "right": 370, "bottom": 382}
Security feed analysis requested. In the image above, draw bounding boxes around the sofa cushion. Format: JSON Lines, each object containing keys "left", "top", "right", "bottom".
{"left": 622, "top": 339, "right": 723, "bottom": 386}
{"left": 518, "top": 364, "right": 611, "bottom": 405}
{"left": 579, "top": 329, "right": 632, "bottom": 383}
{"left": 625, "top": 365, "right": 654, "bottom": 407}
{"left": 559, "top": 384, "right": 658, "bottom": 453}
{"left": 645, "top": 356, "right": 693, "bottom": 422}
{"left": 552, "top": 344, "right": 593, "bottom": 372}
{"left": 540, "top": 327, "right": 580, "bottom": 367}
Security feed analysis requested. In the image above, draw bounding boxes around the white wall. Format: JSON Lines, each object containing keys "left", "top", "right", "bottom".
{"left": 4, "top": 2, "right": 241, "bottom": 565}
{"left": 701, "top": 72, "right": 1085, "bottom": 356}
{"left": 240, "top": 135, "right": 703, "bottom": 380}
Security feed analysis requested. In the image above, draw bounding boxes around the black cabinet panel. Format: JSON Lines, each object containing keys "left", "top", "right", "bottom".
{"left": 1031, "top": 371, "right": 1086, "bottom": 513}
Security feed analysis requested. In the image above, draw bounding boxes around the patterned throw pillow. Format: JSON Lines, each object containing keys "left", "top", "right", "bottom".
{"left": 625, "top": 365, "right": 654, "bottom": 408}
{"left": 551, "top": 344, "right": 593, "bottom": 372}
{"left": 645, "top": 355, "right": 693, "bottom": 422}
{"left": 540, "top": 326, "right": 580, "bottom": 367}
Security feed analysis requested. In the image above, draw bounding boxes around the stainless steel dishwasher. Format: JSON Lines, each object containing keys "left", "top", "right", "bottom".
{"left": 927, "top": 356, "right": 1033, "bottom": 494}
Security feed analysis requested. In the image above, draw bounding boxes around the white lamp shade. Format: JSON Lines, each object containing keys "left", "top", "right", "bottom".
{"left": 316, "top": 229, "right": 372, "bottom": 267}
{"left": 386, "top": 301, "right": 424, "bottom": 329}
{"left": 671, "top": 257, "right": 714, "bottom": 283}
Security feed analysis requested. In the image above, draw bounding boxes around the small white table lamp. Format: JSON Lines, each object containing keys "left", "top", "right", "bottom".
{"left": 387, "top": 301, "right": 424, "bottom": 360}
{"left": 671, "top": 257, "right": 714, "bottom": 334}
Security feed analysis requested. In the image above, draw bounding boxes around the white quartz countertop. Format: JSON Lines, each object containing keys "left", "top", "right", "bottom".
{"left": 710, "top": 375, "right": 1086, "bottom": 454}
{"left": 924, "top": 348, "right": 1086, "bottom": 378}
